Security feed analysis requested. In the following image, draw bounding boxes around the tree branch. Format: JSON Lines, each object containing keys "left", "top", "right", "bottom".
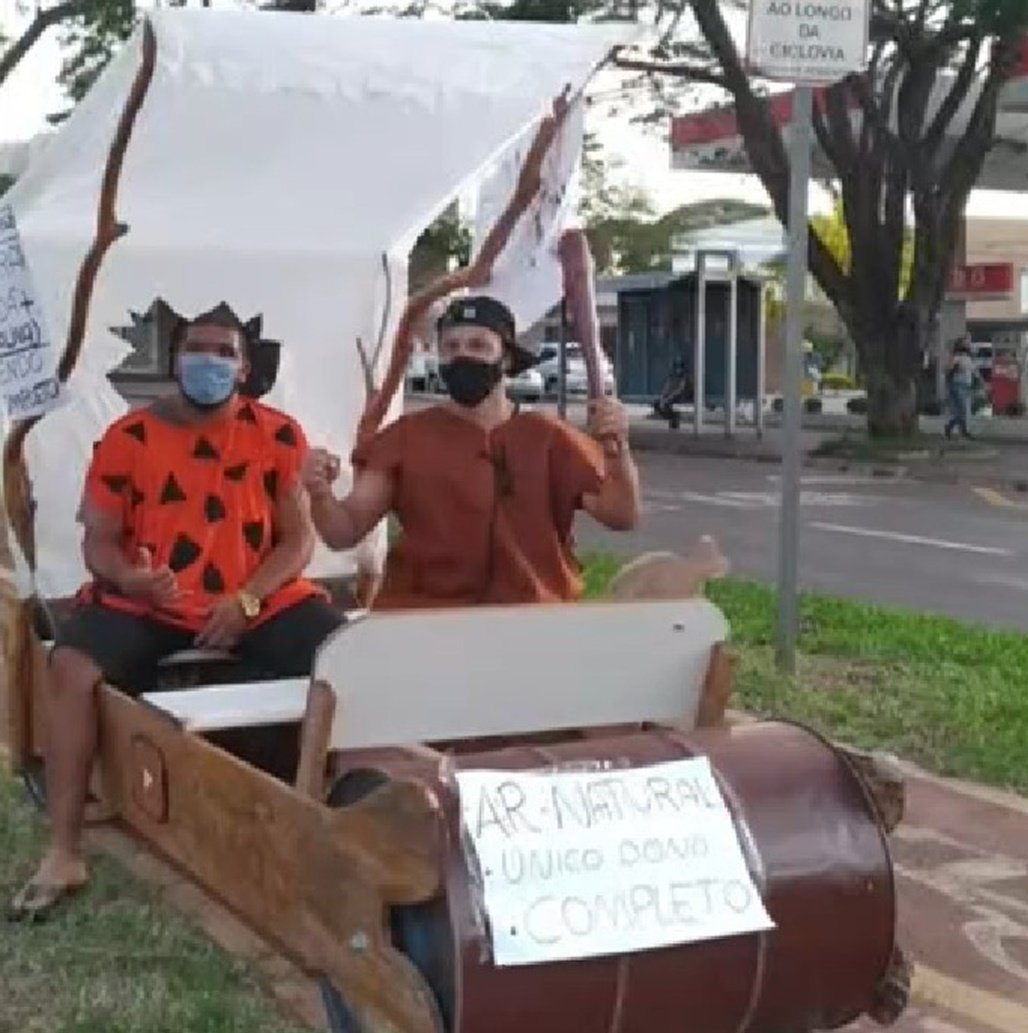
{"left": 684, "top": 0, "right": 849, "bottom": 311}
{"left": 614, "top": 54, "right": 728, "bottom": 88}
{"left": 0, "top": 0, "right": 88, "bottom": 88}
{"left": 922, "top": 36, "right": 982, "bottom": 158}
{"left": 811, "top": 94, "right": 842, "bottom": 171}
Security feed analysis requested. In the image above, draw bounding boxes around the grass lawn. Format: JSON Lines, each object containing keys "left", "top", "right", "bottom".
{"left": 0, "top": 775, "right": 309, "bottom": 1033}
{"left": 584, "top": 554, "right": 1028, "bottom": 794}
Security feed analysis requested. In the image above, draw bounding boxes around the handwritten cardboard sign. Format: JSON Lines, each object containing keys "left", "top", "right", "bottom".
{"left": 0, "top": 203, "right": 61, "bottom": 420}
{"left": 456, "top": 756, "right": 774, "bottom": 967}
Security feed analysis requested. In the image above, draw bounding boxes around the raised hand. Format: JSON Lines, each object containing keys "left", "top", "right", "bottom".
{"left": 302, "top": 447, "right": 341, "bottom": 502}
{"left": 118, "top": 547, "right": 181, "bottom": 608}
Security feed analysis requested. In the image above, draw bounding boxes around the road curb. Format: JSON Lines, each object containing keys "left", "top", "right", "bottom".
{"left": 623, "top": 429, "right": 1028, "bottom": 493}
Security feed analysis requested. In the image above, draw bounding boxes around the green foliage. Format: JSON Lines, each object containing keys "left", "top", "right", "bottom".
{"left": 409, "top": 202, "right": 472, "bottom": 289}
{"left": 589, "top": 197, "right": 767, "bottom": 275}
{"left": 821, "top": 371, "right": 857, "bottom": 391}
{"left": 804, "top": 325, "right": 848, "bottom": 373}
{"left": 55, "top": 0, "right": 138, "bottom": 111}
{"left": 810, "top": 201, "right": 914, "bottom": 300}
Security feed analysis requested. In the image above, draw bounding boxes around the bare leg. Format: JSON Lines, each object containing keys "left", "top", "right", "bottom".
{"left": 43, "top": 646, "right": 104, "bottom": 878}
{"left": 10, "top": 647, "right": 100, "bottom": 915}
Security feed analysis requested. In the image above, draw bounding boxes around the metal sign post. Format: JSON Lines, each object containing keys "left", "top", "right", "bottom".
{"left": 744, "top": 0, "right": 870, "bottom": 674}
{"left": 775, "top": 85, "right": 812, "bottom": 674}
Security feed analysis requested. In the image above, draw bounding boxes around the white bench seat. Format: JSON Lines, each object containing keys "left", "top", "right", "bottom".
{"left": 140, "top": 678, "right": 310, "bottom": 732}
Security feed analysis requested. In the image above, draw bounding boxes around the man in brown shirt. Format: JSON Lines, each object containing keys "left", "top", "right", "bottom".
{"left": 303, "top": 295, "right": 640, "bottom": 609}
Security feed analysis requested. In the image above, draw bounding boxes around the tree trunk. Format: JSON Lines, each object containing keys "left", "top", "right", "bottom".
{"left": 855, "top": 305, "right": 921, "bottom": 439}
{"left": 866, "top": 374, "right": 918, "bottom": 439}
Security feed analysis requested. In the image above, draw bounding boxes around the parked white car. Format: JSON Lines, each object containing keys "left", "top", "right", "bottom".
{"left": 537, "top": 342, "right": 615, "bottom": 396}
{"left": 506, "top": 367, "right": 544, "bottom": 403}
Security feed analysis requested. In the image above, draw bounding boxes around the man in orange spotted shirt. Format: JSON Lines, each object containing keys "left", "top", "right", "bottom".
{"left": 8, "top": 304, "right": 343, "bottom": 921}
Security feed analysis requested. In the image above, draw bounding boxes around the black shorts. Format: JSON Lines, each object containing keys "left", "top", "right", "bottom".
{"left": 53, "top": 596, "right": 345, "bottom": 694}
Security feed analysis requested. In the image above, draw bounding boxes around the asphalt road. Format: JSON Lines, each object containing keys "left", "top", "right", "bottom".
{"left": 578, "top": 452, "right": 1028, "bottom": 631}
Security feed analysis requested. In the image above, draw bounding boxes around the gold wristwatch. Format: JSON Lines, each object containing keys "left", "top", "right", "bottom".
{"left": 237, "top": 589, "right": 262, "bottom": 621}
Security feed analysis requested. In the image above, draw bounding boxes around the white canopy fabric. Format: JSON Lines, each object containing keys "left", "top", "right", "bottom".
{"left": 6, "top": 8, "right": 634, "bottom": 598}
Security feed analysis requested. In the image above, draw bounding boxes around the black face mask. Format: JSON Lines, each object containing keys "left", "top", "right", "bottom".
{"left": 440, "top": 357, "right": 503, "bottom": 408}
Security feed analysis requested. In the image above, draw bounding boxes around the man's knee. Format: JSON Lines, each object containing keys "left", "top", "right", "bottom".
{"left": 48, "top": 646, "right": 103, "bottom": 698}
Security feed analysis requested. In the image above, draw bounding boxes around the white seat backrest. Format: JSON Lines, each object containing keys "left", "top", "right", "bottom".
{"left": 313, "top": 599, "right": 729, "bottom": 751}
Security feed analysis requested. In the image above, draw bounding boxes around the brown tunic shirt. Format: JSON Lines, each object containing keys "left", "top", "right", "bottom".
{"left": 352, "top": 406, "right": 605, "bottom": 610}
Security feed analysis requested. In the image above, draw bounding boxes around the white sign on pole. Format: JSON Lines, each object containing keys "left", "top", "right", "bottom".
{"left": 0, "top": 204, "right": 61, "bottom": 420}
{"left": 746, "top": 0, "right": 870, "bottom": 84}
{"left": 456, "top": 757, "right": 774, "bottom": 967}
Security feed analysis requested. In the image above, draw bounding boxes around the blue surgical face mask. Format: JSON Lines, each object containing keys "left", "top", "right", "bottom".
{"left": 178, "top": 353, "right": 239, "bottom": 409}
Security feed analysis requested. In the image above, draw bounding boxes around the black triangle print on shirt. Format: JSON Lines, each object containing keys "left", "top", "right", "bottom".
{"left": 237, "top": 403, "right": 257, "bottom": 424}
{"left": 274, "top": 423, "right": 297, "bottom": 447}
{"left": 123, "top": 421, "right": 147, "bottom": 444}
{"left": 205, "top": 494, "right": 227, "bottom": 523}
{"left": 202, "top": 563, "right": 225, "bottom": 594}
{"left": 169, "top": 534, "right": 202, "bottom": 572}
{"left": 224, "top": 462, "right": 249, "bottom": 482}
{"left": 101, "top": 474, "right": 129, "bottom": 495}
{"left": 263, "top": 469, "right": 278, "bottom": 502}
{"left": 160, "top": 473, "right": 187, "bottom": 505}
{"left": 193, "top": 436, "right": 220, "bottom": 460}
{"left": 242, "top": 521, "right": 264, "bottom": 552}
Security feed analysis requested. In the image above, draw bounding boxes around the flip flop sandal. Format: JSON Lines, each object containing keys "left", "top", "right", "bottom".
{"left": 5, "top": 878, "right": 85, "bottom": 924}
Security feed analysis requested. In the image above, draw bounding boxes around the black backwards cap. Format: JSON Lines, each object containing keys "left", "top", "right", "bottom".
{"left": 436, "top": 295, "right": 537, "bottom": 374}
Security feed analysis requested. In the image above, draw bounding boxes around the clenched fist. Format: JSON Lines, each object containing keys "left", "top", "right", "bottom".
{"left": 302, "top": 447, "right": 341, "bottom": 502}
{"left": 587, "top": 397, "right": 629, "bottom": 444}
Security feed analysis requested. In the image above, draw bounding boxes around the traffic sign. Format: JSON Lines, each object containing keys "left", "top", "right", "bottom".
{"left": 746, "top": 0, "right": 870, "bottom": 84}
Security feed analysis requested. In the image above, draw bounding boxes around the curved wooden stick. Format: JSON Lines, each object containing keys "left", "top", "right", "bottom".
{"left": 2, "top": 19, "right": 157, "bottom": 570}
{"left": 356, "top": 87, "right": 572, "bottom": 446}
{"left": 557, "top": 227, "right": 623, "bottom": 458}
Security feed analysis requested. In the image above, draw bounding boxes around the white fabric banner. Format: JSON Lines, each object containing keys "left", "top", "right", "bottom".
{"left": 471, "top": 97, "right": 586, "bottom": 337}
{"left": 5, "top": 10, "right": 632, "bottom": 597}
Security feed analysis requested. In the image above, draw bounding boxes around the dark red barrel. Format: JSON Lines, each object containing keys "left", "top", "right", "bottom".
{"left": 331, "top": 721, "right": 898, "bottom": 1033}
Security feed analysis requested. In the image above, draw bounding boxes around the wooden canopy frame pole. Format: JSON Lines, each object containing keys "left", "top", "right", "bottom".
{"left": 0, "top": 20, "right": 157, "bottom": 772}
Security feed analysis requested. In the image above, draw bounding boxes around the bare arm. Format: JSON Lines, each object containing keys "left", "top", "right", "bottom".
{"left": 81, "top": 503, "right": 181, "bottom": 607}
{"left": 310, "top": 467, "right": 395, "bottom": 552}
{"left": 241, "top": 483, "right": 316, "bottom": 602}
{"left": 81, "top": 505, "right": 137, "bottom": 591}
{"left": 583, "top": 447, "right": 641, "bottom": 531}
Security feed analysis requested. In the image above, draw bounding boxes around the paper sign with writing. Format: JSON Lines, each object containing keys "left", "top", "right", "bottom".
{"left": 456, "top": 756, "right": 774, "bottom": 967}
{"left": 0, "top": 203, "right": 61, "bottom": 420}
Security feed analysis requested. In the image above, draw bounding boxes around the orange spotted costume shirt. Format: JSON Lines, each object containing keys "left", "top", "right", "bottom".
{"left": 79, "top": 397, "right": 323, "bottom": 631}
